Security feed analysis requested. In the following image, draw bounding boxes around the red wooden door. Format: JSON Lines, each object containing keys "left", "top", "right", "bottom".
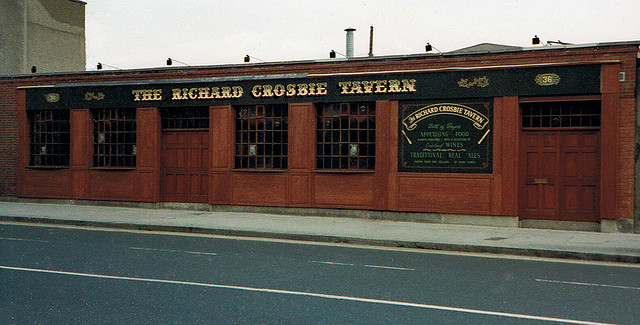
{"left": 162, "top": 131, "right": 209, "bottom": 203}
{"left": 520, "top": 131, "right": 600, "bottom": 221}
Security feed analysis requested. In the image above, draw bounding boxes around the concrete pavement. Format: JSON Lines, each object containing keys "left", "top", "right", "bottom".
{"left": 1, "top": 201, "right": 639, "bottom": 263}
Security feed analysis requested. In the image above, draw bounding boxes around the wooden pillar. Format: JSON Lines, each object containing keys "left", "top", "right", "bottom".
{"left": 209, "top": 105, "right": 233, "bottom": 204}
{"left": 495, "top": 96, "right": 519, "bottom": 216}
{"left": 136, "top": 107, "right": 161, "bottom": 202}
{"left": 387, "top": 100, "right": 399, "bottom": 211}
{"left": 288, "top": 103, "right": 314, "bottom": 206}
{"left": 374, "top": 100, "right": 391, "bottom": 211}
{"left": 70, "top": 109, "right": 90, "bottom": 199}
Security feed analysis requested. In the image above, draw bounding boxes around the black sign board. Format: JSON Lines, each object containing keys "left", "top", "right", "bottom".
{"left": 399, "top": 100, "right": 492, "bottom": 173}
{"left": 25, "top": 64, "right": 601, "bottom": 110}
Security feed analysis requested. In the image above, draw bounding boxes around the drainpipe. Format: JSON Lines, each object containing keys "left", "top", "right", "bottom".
{"left": 635, "top": 48, "right": 640, "bottom": 233}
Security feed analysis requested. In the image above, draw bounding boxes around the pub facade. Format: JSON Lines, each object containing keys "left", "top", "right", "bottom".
{"left": 2, "top": 41, "right": 638, "bottom": 232}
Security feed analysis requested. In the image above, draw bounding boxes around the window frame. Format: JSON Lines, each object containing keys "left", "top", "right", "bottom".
{"left": 315, "top": 102, "right": 376, "bottom": 171}
{"left": 160, "top": 106, "right": 209, "bottom": 131}
{"left": 520, "top": 99, "right": 601, "bottom": 130}
{"left": 92, "top": 107, "right": 137, "bottom": 169}
{"left": 234, "top": 104, "right": 288, "bottom": 170}
{"left": 28, "top": 109, "right": 70, "bottom": 168}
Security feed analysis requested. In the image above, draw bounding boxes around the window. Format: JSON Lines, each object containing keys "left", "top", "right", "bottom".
{"left": 521, "top": 100, "right": 601, "bottom": 128}
{"left": 28, "top": 110, "right": 70, "bottom": 167}
{"left": 316, "top": 102, "right": 375, "bottom": 170}
{"left": 93, "top": 108, "right": 136, "bottom": 167}
{"left": 235, "top": 104, "right": 288, "bottom": 169}
{"left": 161, "top": 106, "right": 209, "bottom": 130}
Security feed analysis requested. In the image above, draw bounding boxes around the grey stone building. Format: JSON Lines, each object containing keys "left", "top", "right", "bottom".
{"left": 0, "top": 0, "right": 86, "bottom": 75}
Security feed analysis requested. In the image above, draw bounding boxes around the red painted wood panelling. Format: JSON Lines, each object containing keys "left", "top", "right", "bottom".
{"left": 231, "top": 172, "right": 288, "bottom": 206}
{"left": 288, "top": 173, "right": 310, "bottom": 205}
{"left": 70, "top": 109, "right": 90, "bottom": 198}
{"left": 288, "top": 103, "right": 314, "bottom": 171}
{"left": 396, "top": 175, "right": 492, "bottom": 214}
{"left": 210, "top": 105, "right": 233, "bottom": 169}
{"left": 209, "top": 171, "right": 231, "bottom": 203}
{"left": 21, "top": 169, "right": 73, "bottom": 198}
{"left": 87, "top": 170, "right": 138, "bottom": 200}
{"left": 496, "top": 96, "right": 519, "bottom": 216}
{"left": 313, "top": 174, "right": 375, "bottom": 208}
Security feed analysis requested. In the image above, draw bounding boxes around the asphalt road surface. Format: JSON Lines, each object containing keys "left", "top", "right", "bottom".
{"left": 1, "top": 222, "right": 639, "bottom": 324}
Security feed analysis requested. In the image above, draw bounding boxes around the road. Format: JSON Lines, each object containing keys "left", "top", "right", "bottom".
{"left": 1, "top": 222, "right": 639, "bottom": 324}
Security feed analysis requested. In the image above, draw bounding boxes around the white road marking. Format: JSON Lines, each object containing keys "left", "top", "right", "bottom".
{"left": 310, "top": 260, "right": 415, "bottom": 271}
{"left": 0, "top": 265, "right": 614, "bottom": 325}
{"left": 363, "top": 264, "right": 415, "bottom": 271}
{"left": 0, "top": 237, "right": 49, "bottom": 243}
{"left": 536, "top": 278, "right": 640, "bottom": 291}
{"left": 130, "top": 247, "right": 217, "bottom": 256}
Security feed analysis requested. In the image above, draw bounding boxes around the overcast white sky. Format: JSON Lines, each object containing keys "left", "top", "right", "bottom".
{"left": 85, "top": 0, "right": 640, "bottom": 70}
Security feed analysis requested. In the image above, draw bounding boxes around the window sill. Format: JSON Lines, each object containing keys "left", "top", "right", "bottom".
{"left": 26, "top": 166, "right": 69, "bottom": 170}
{"left": 315, "top": 169, "right": 375, "bottom": 174}
{"left": 233, "top": 168, "right": 287, "bottom": 173}
{"left": 90, "top": 167, "right": 136, "bottom": 171}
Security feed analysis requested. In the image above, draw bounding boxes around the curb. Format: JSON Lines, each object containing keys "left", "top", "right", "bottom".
{"left": 2, "top": 215, "right": 639, "bottom": 264}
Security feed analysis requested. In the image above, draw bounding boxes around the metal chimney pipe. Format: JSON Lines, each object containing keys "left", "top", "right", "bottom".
{"left": 368, "top": 26, "right": 374, "bottom": 57}
{"left": 345, "top": 27, "right": 356, "bottom": 58}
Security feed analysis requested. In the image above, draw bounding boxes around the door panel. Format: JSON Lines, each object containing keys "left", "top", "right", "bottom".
{"left": 162, "top": 132, "right": 209, "bottom": 203}
{"left": 520, "top": 131, "right": 599, "bottom": 221}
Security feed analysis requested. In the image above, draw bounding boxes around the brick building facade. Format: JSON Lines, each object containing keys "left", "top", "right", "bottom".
{"left": 1, "top": 41, "right": 638, "bottom": 232}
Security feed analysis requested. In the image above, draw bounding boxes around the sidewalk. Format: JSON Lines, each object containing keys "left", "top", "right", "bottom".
{"left": 1, "top": 201, "right": 639, "bottom": 263}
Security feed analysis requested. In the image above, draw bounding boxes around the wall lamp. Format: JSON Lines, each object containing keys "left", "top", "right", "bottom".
{"left": 329, "top": 50, "right": 347, "bottom": 58}
{"left": 425, "top": 43, "right": 442, "bottom": 54}
{"left": 97, "top": 62, "right": 121, "bottom": 70}
{"left": 532, "top": 35, "right": 573, "bottom": 46}
{"left": 244, "top": 55, "right": 265, "bottom": 63}
{"left": 166, "top": 58, "right": 190, "bottom": 66}
{"left": 31, "top": 66, "right": 53, "bottom": 73}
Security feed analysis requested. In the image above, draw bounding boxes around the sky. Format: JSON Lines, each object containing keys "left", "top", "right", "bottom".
{"left": 85, "top": 0, "right": 640, "bottom": 70}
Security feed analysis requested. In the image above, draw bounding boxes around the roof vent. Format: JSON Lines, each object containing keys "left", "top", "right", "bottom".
{"left": 345, "top": 27, "right": 356, "bottom": 58}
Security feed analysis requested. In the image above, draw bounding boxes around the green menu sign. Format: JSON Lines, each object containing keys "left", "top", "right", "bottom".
{"left": 399, "top": 100, "right": 492, "bottom": 173}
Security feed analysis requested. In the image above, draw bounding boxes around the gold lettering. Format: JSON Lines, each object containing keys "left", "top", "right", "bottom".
{"left": 132, "top": 89, "right": 162, "bottom": 101}
{"left": 210, "top": 87, "right": 220, "bottom": 98}
{"left": 171, "top": 88, "right": 183, "bottom": 100}
{"left": 286, "top": 84, "right": 296, "bottom": 96}
{"left": 402, "top": 79, "right": 417, "bottom": 92}
{"left": 374, "top": 80, "right": 387, "bottom": 93}
{"left": 198, "top": 87, "right": 211, "bottom": 99}
{"left": 297, "top": 83, "right": 309, "bottom": 96}
{"left": 388, "top": 80, "right": 401, "bottom": 93}
{"left": 362, "top": 81, "right": 374, "bottom": 94}
{"left": 316, "top": 82, "right": 328, "bottom": 95}
{"left": 273, "top": 84, "right": 285, "bottom": 97}
{"left": 308, "top": 83, "right": 317, "bottom": 96}
{"left": 221, "top": 87, "right": 232, "bottom": 98}
{"left": 232, "top": 86, "right": 243, "bottom": 98}
{"left": 351, "top": 81, "right": 363, "bottom": 94}
{"left": 251, "top": 85, "right": 262, "bottom": 98}
{"left": 188, "top": 88, "right": 198, "bottom": 100}
{"left": 338, "top": 81, "right": 351, "bottom": 94}
{"left": 261, "top": 85, "right": 274, "bottom": 97}
{"left": 131, "top": 90, "right": 143, "bottom": 101}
